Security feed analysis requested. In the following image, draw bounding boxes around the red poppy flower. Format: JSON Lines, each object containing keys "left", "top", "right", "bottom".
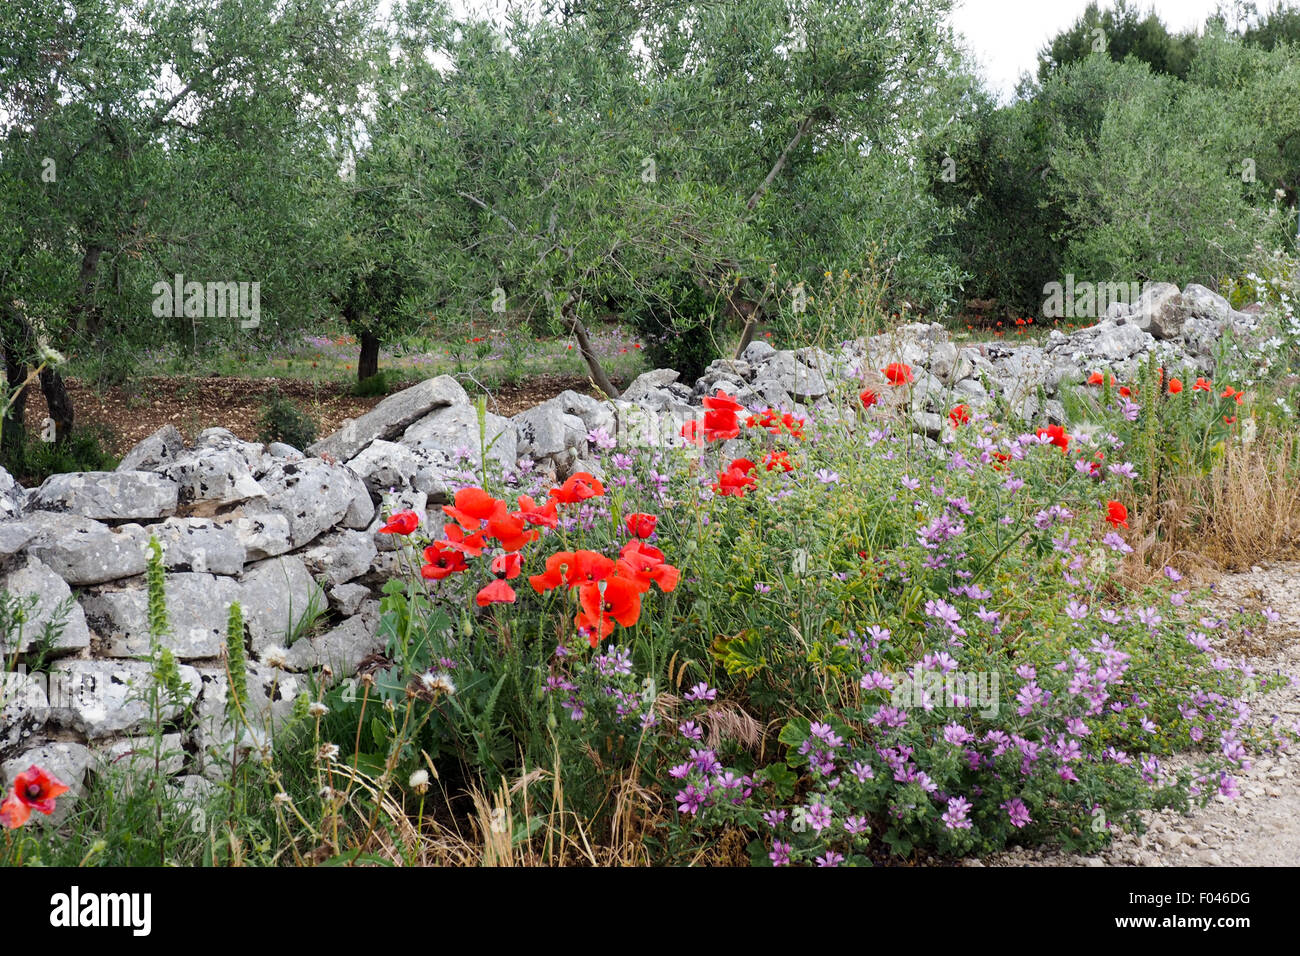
{"left": 10, "top": 765, "right": 70, "bottom": 817}
{"left": 1220, "top": 385, "right": 1237, "bottom": 399}
{"left": 422, "top": 543, "right": 469, "bottom": 580}
{"left": 490, "top": 551, "right": 523, "bottom": 579}
{"left": 1118, "top": 386, "right": 1132, "bottom": 398}
{"left": 575, "top": 610, "right": 616, "bottom": 644}
{"left": 763, "top": 450, "right": 794, "bottom": 472}
{"left": 617, "top": 539, "right": 679, "bottom": 593}
{"left": 702, "top": 390, "right": 744, "bottom": 414}
{"left": 577, "top": 575, "right": 643, "bottom": 639}
{"left": 476, "top": 579, "right": 517, "bottom": 606}
{"left": 1087, "top": 371, "right": 1104, "bottom": 386}
{"left": 882, "top": 363, "right": 913, "bottom": 385}
{"left": 1224, "top": 415, "right": 1237, "bottom": 425}
{"left": 569, "top": 549, "right": 616, "bottom": 586}
{"left": 1167, "top": 377, "right": 1183, "bottom": 394}
{"left": 680, "top": 420, "right": 704, "bottom": 447}
{"left": 529, "top": 551, "right": 575, "bottom": 592}
{"left": 714, "top": 457, "right": 758, "bottom": 497}
{"left": 948, "top": 404, "right": 970, "bottom": 427}
{"left": 780, "top": 413, "right": 806, "bottom": 440}
{"left": 551, "top": 472, "right": 605, "bottom": 504}
{"left": 1105, "top": 501, "right": 1129, "bottom": 529}
{"left": 1, "top": 796, "right": 30, "bottom": 829}
{"left": 378, "top": 510, "right": 420, "bottom": 535}
{"left": 442, "top": 487, "right": 499, "bottom": 530}
{"left": 1192, "top": 377, "right": 1213, "bottom": 392}
{"left": 516, "top": 494, "right": 558, "bottom": 529}
{"left": 485, "top": 501, "right": 540, "bottom": 552}
{"left": 625, "top": 512, "right": 658, "bottom": 538}
{"left": 1035, "top": 424, "right": 1070, "bottom": 452}
{"left": 441, "top": 523, "right": 486, "bottom": 557}
{"left": 703, "top": 407, "right": 741, "bottom": 442}
{"left": 859, "top": 388, "right": 879, "bottom": 409}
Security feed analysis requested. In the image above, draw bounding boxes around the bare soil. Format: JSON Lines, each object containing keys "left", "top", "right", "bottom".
{"left": 19, "top": 373, "right": 611, "bottom": 458}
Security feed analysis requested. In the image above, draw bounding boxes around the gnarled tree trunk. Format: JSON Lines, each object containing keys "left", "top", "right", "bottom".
{"left": 40, "top": 365, "right": 74, "bottom": 444}
{"left": 564, "top": 299, "right": 620, "bottom": 399}
{"left": 358, "top": 330, "right": 381, "bottom": 382}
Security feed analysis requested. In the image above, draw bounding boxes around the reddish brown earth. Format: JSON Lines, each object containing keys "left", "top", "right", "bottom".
{"left": 20, "top": 373, "right": 612, "bottom": 458}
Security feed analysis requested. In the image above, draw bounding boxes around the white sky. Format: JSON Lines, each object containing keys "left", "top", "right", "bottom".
{"left": 949, "top": 0, "right": 1232, "bottom": 99}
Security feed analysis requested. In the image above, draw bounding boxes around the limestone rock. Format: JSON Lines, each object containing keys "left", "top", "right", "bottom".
{"left": 309, "top": 375, "right": 469, "bottom": 461}
{"left": 0, "top": 555, "right": 92, "bottom": 656}
{"left": 84, "top": 572, "right": 242, "bottom": 660}
{"left": 30, "top": 470, "right": 178, "bottom": 521}
{"left": 47, "top": 660, "right": 200, "bottom": 739}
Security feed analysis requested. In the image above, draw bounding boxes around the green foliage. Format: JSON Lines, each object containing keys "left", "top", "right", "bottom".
{"left": 3, "top": 422, "right": 118, "bottom": 485}
{"left": 256, "top": 391, "right": 317, "bottom": 450}
{"left": 351, "top": 371, "right": 393, "bottom": 398}
{"left": 225, "top": 602, "right": 248, "bottom": 724}
{"left": 146, "top": 536, "right": 169, "bottom": 642}
{"left": 624, "top": 275, "right": 723, "bottom": 383}
{"left": 1038, "top": 0, "right": 1199, "bottom": 82}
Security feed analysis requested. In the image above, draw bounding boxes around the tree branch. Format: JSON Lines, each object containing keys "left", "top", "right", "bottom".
{"left": 746, "top": 113, "right": 818, "bottom": 212}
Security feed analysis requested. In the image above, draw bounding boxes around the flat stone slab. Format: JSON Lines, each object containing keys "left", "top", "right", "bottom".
{"left": 309, "top": 375, "right": 469, "bottom": 461}
{"left": 29, "top": 470, "right": 179, "bottom": 521}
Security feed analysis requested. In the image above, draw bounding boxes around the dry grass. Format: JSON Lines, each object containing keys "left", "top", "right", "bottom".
{"left": 1118, "top": 423, "right": 1300, "bottom": 587}
{"left": 1191, "top": 427, "right": 1300, "bottom": 566}
{"left": 329, "top": 753, "right": 667, "bottom": 867}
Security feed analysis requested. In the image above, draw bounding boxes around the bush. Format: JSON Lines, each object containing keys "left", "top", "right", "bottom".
{"left": 351, "top": 371, "right": 392, "bottom": 398}
{"left": 4, "top": 422, "right": 118, "bottom": 484}
{"left": 624, "top": 274, "right": 723, "bottom": 382}
{"left": 308, "top": 375, "right": 1282, "bottom": 864}
{"left": 256, "top": 391, "right": 317, "bottom": 450}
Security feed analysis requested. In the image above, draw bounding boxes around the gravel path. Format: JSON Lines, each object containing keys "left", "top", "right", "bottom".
{"left": 972, "top": 562, "right": 1300, "bottom": 868}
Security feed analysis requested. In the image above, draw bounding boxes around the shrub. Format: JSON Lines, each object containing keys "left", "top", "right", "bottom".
{"left": 307, "top": 374, "right": 1285, "bottom": 864}
{"left": 256, "top": 391, "right": 317, "bottom": 450}
{"left": 4, "top": 422, "right": 118, "bottom": 485}
{"left": 351, "top": 371, "right": 392, "bottom": 398}
{"left": 624, "top": 274, "right": 722, "bottom": 383}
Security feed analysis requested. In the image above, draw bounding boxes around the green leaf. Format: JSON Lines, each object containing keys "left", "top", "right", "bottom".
{"left": 755, "top": 762, "right": 799, "bottom": 800}
{"left": 778, "top": 716, "right": 812, "bottom": 769}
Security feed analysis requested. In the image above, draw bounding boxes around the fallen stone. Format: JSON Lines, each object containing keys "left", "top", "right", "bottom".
{"left": 238, "top": 555, "right": 327, "bottom": 653}
{"left": 163, "top": 447, "right": 265, "bottom": 506}
{"left": 298, "top": 529, "right": 377, "bottom": 587}
{"left": 1, "top": 669, "right": 48, "bottom": 755}
{"left": 84, "top": 572, "right": 242, "bottom": 660}
{"left": 116, "top": 424, "right": 186, "bottom": 473}
{"left": 327, "top": 582, "right": 371, "bottom": 617}
{"left": 346, "top": 439, "right": 421, "bottom": 493}
{"left": 255, "top": 458, "right": 375, "bottom": 548}
{"left": 284, "top": 601, "right": 382, "bottom": 677}
{"left": 309, "top": 375, "right": 468, "bottom": 461}
{"left": 620, "top": 368, "right": 681, "bottom": 403}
